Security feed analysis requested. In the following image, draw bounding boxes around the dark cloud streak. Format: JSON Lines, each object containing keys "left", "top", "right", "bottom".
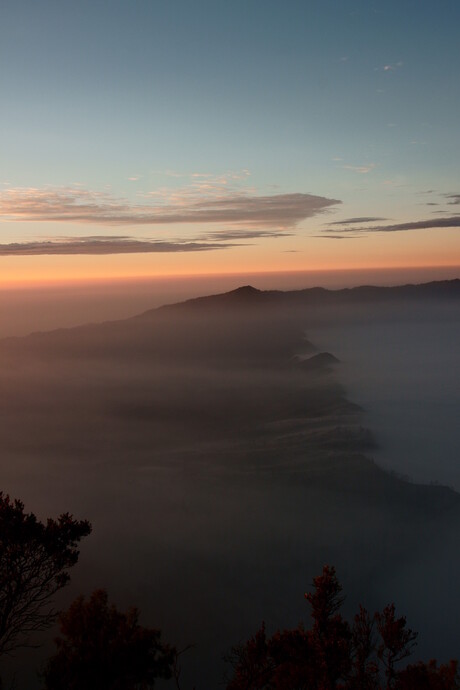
{"left": 328, "top": 216, "right": 387, "bottom": 225}
{"left": 201, "top": 229, "right": 293, "bottom": 241}
{"left": 325, "top": 215, "right": 460, "bottom": 234}
{"left": 316, "top": 234, "right": 362, "bottom": 240}
{"left": 0, "top": 237, "right": 238, "bottom": 256}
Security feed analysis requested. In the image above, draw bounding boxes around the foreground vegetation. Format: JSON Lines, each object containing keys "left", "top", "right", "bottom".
{"left": 0, "top": 493, "right": 458, "bottom": 689}
{"left": 226, "top": 566, "right": 458, "bottom": 689}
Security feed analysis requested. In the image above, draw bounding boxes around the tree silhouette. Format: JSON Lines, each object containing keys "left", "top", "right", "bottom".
{"left": 42, "top": 589, "right": 175, "bottom": 690}
{"left": 350, "top": 606, "right": 379, "bottom": 690}
{"left": 375, "top": 604, "right": 417, "bottom": 689}
{"left": 395, "top": 660, "right": 459, "bottom": 690}
{"left": 305, "top": 565, "right": 351, "bottom": 688}
{"left": 226, "top": 622, "right": 312, "bottom": 689}
{"left": 227, "top": 566, "right": 351, "bottom": 690}
{"left": 0, "top": 493, "right": 91, "bottom": 656}
{"left": 226, "top": 565, "right": 459, "bottom": 690}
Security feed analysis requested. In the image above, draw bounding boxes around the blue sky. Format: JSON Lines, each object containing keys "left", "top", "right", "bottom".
{"left": 0, "top": 0, "right": 459, "bottom": 280}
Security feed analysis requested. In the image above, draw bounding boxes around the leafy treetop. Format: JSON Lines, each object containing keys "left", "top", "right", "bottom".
{"left": 0, "top": 492, "right": 91, "bottom": 655}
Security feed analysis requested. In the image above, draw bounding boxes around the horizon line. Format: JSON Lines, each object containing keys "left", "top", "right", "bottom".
{"left": 0, "top": 263, "right": 459, "bottom": 290}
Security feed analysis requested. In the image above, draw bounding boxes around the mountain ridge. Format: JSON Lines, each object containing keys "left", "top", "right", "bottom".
{"left": 135, "top": 277, "right": 460, "bottom": 319}
{"left": 0, "top": 279, "right": 458, "bottom": 347}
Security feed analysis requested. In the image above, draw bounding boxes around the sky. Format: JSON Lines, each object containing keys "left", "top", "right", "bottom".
{"left": 1, "top": 0, "right": 459, "bottom": 285}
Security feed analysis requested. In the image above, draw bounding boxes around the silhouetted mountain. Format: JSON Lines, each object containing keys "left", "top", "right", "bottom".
{"left": 120, "top": 279, "right": 460, "bottom": 321}
{"left": 177, "top": 284, "right": 267, "bottom": 308}
{"left": 296, "top": 352, "right": 340, "bottom": 372}
{"left": 0, "top": 278, "right": 458, "bottom": 370}
{"left": 144, "top": 284, "right": 279, "bottom": 316}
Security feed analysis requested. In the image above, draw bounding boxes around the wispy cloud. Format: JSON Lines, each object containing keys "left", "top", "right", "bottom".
{"left": 382, "top": 61, "right": 403, "bottom": 72}
{"left": 190, "top": 169, "right": 250, "bottom": 181}
{"left": 151, "top": 168, "right": 250, "bottom": 183}
{"left": 0, "top": 186, "right": 340, "bottom": 229}
{"left": 325, "top": 215, "right": 460, "bottom": 234}
{"left": 316, "top": 234, "right": 362, "bottom": 240}
{"left": 328, "top": 216, "right": 387, "bottom": 225}
{"left": 142, "top": 171, "right": 257, "bottom": 205}
{"left": 201, "top": 229, "right": 292, "bottom": 241}
{"left": 445, "top": 193, "right": 460, "bottom": 205}
{"left": 0, "top": 236, "right": 237, "bottom": 256}
{"left": 342, "top": 163, "right": 376, "bottom": 174}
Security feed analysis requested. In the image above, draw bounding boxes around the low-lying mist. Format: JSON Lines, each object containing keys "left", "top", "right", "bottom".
{"left": 306, "top": 300, "right": 460, "bottom": 490}
{"left": 0, "top": 282, "right": 458, "bottom": 688}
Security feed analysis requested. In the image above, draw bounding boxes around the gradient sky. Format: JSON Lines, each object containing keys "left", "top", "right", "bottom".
{"left": 1, "top": 0, "right": 459, "bottom": 283}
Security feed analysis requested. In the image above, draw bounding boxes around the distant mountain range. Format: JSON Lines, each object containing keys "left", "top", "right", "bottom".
{"left": 0, "top": 278, "right": 458, "bottom": 362}
{"left": 152, "top": 278, "right": 460, "bottom": 312}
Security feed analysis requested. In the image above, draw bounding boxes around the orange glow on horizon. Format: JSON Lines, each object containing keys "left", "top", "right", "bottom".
{"left": 0, "top": 220, "right": 458, "bottom": 288}
{"left": 0, "top": 261, "right": 458, "bottom": 291}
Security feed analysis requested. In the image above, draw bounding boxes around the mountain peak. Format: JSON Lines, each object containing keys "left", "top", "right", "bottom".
{"left": 229, "top": 285, "right": 261, "bottom": 295}
{"left": 215, "top": 285, "right": 265, "bottom": 304}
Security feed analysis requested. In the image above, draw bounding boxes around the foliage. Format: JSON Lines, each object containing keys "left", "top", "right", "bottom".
{"left": 0, "top": 493, "right": 91, "bottom": 656}
{"left": 305, "top": 565, "right": 352, "bottom": 688}
{"left": 42, "top": 589, "right": 176, "bottom": 690}
{"left": 395, "top": 660, "right": 459, "bottom": 690}
{"left": 226, "top": 565, "right": 459, "bottom": 690}
{"left": 375, "top": 604, "right": 417, "bottom": 689}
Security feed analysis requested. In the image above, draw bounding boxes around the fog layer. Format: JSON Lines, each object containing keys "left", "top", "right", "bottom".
{"left": 0, "top": 282, "right": 458, "bottom": 688}
{"left": 308, "top": 301, "right": 460, "bottom": 490}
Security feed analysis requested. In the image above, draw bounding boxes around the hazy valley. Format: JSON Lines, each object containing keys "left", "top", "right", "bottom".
{"left": 0, "top": 281, "right": 459, "bottom": 688}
